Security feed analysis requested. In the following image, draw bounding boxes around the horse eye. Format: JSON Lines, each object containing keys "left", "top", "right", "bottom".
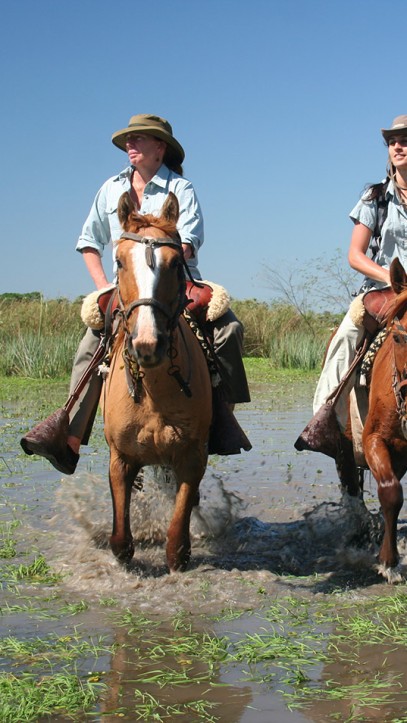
{"left": 116, "top": 257, "right": 123, "bottom": 270}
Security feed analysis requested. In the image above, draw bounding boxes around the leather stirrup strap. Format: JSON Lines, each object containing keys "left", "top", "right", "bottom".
{"left": 326, "top": 335, "right": 370, "bottom": 409}
{"left": 63, "top": 338, "right": 108, "bottom": 415}
{"left": 62, "top": 289, "right": 118, "bottom": 416}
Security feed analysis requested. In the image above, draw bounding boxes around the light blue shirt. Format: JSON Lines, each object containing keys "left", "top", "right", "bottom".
{"left": 350, "top": 179, "right": 407, "bottom": 290}
{"left": 76, "top": 164, "right": 204, "bottom": 279}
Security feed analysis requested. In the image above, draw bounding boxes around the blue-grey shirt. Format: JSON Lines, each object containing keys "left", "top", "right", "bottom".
{"left": 76, "top": 164, "right": 204, "bottom": 279}
{"left": 350, "top": 179, "right": 407, "bottom": 290}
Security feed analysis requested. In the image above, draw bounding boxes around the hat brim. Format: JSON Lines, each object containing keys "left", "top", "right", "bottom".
{"left": 112, "top": 125, "right": 184, "bottom": 164}
{"left": 382, "top": 127, "right": 407, "bottom": 141}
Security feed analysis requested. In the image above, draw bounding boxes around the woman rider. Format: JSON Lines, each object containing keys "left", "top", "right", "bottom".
{"left": 296, "top": 114, "right": 407, "bottom": 454}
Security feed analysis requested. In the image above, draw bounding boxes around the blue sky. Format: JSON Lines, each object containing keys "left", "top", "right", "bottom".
{"left": 1, "top": 0, "right": 405, "bottom": 303}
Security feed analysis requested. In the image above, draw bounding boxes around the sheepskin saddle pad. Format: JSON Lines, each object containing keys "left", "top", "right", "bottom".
{"left": 81, "top": 280, "right": 231, "bottom": 330}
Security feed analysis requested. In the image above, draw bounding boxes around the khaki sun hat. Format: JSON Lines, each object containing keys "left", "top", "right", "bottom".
{"left": 381, "top": 115, "right": 407, "bottom": 142}
{"left": 112, "top": 114, "right": 185, "bottom": 164}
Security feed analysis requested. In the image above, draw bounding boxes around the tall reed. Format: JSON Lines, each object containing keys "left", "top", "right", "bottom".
{"left": 0, "top": 296, "right": 84, "bottom": 378}
{"left": 0, "top": 294, "right": 343, "bottom": 377}
{"left": 232, "top": 299, "right": 342, "bottom": 369}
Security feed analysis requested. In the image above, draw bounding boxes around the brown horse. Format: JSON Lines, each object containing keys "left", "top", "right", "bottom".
{"left": 362, "top": 258, "right": 407, "bottom": 582}
{"left": 101, "top": 192, "right": 212, "bottom": 572}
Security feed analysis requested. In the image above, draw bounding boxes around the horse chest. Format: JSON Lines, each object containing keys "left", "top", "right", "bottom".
{"left": 137, "top": 421, "right": 180, "bottom": 447}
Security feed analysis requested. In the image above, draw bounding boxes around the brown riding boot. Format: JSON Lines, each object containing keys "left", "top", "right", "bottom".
{"left": 208, "top": 387, "right": 252, "bottom": 455}
{"left": 20, "top": 408, "right": 79, "bottom": 475}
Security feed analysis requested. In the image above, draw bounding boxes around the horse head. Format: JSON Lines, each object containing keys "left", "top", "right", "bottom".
{"left": 116, "top": 191, "right": 186, "bottom": 368}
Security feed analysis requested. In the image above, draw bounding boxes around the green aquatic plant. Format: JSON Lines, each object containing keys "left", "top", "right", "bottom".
{"left": 0, "top": 670, "right": 105, "bottom": 722}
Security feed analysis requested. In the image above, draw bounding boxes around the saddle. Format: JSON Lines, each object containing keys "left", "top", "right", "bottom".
{"left": 349, "top": 287, "right": 395, "bottom": 335}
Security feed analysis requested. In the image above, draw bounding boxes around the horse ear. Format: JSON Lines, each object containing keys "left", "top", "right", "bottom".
{"left": 390, "top": 257, "right": 407, "bottom": 295}
{"left": 161, "top": 192, "right": 179, "bottom": 224}
{"left": 118, "top": 192, "right": 135, "bottom": 229}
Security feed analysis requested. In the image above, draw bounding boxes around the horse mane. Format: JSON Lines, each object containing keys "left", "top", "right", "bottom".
{"left": 386, "top": 288, "right": 407, "bottom": 327}
{"left": 122, "top": 211, "right": 178, "bottom": 239}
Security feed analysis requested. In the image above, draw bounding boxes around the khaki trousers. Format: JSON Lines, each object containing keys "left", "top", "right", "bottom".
{"left": 313, "top": 309, "right": 365, "bottom": 432}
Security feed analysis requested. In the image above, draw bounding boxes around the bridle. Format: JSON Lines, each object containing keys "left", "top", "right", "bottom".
{"left": 117, "top": 231, "right": 187, "bottom": 331}
{"left": 116, "top": 230, "right": 192, "bottom": 398}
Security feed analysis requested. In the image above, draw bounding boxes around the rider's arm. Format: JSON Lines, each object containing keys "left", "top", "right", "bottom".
{"left": 81, "top": 248, "right": 111, "bottom": 290}
{"left": 348, "top": 221, "right": 391, "bottom": 286}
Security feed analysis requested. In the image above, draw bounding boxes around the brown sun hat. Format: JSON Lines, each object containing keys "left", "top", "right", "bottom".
{"left": 111, "top": 114, "right": 185, "bottom": 164}
{"left": 381, "top": 115, "right": 407, "bottom": 142}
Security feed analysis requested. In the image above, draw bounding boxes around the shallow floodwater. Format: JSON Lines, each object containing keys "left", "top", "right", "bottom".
{"left": 2, "top": 379, "right": 407, "bottom": 721}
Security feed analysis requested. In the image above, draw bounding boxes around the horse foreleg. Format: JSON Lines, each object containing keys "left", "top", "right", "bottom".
{"left": 109, "top": 450, "right": 138, "bottom": 564}
{"left": 364, "top": 433, "right": 403, "bottom": 575}
{"left": 336, "top": 434, "right": 361, "bottom": 497}
{"left": 166, "top": 480, "right": 197, "bottom": 572}
{"left": 166, "top": 451, "right": 207, "bottom": 573}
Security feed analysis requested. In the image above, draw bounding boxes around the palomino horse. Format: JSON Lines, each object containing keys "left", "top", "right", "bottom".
{"left": 102, "top": 192, "right": 212, "bottom": 572}
{"left": 362, "top": 258, "right": 407, "bottom": 582}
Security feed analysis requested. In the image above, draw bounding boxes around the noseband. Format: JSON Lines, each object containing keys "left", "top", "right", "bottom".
{"left": 118, "top": 231, "right": 186, "bottom": 329}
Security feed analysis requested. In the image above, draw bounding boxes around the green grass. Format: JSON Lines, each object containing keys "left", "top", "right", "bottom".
{"left": 0, "top": 671, "right": 105, "bottom": 722}
{"left": 0, "top": 294, "right": 340, "bottom": 378}
{"left": 2, "top": 555, "right": 63, "bottom": 586}
{"left": 2, "top": 566, "right": 407, "bottom": 721}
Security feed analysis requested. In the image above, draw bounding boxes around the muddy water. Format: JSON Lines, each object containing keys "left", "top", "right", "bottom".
{"left": 2, "top": 379, "right": 407, "bottom": 721}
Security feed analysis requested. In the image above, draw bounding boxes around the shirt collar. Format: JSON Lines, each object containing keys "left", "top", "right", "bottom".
{"left": 114, "top": 164, "right": 171, "bottom": 186}
{"left": 386, "top": 178, "right": 396, "bottom": 199}
{"left": 148, "top": 164, "right": 171, "bottom": 189}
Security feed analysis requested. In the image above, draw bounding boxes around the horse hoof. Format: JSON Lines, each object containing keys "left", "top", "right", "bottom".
{"left": 167, "top": 554, "right": 190, "bottom": 574}
{"left": 110, "top": 539, "right": 135, "bottom": 564}
{"left": 377, "top": 562, "right": 404, "bottom": 584}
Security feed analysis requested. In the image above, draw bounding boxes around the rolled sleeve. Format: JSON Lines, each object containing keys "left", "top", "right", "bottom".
{"left": 175, "top": 180, "right": 204, "bottom": 257}
{"left": 76, "top": 182, "right": 112, "bottom": 256}
{"left": 349, "top": 197, "right": 377, "bottom": 232}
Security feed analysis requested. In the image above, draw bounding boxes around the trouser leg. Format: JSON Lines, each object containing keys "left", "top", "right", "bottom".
{"left": 68, "top": 327, "right": 103, "bottom": 443}
{"left": 211, "top": 310, "right": 251, "bottom": 404}
{"left": 313, "top": 310, "right": 364, "bottom": 431}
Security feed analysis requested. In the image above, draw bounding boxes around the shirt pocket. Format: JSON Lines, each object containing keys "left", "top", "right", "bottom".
{"left": 105, "top": 201, "right": 122, "bottom": 244}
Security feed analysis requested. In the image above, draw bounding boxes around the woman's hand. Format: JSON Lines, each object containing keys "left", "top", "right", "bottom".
{"left": 182, "top": 243, "right": 194, "bottom": 260}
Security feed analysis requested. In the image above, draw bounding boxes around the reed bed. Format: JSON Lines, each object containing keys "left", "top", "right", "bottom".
{"left": 232, "top": 299, "right": 343, "bottom": 370}
{"left": 0, "top": 294, "right": 344, "bottom": 378}
{"left": 0, "top": 295, "right": 84, "bottom": 378}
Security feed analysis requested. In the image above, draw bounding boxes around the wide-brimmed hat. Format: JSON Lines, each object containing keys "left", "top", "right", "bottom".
{"left": 381, "top": 115, "right": 407, "bottom": 142}
{"left": 112, "top": 114, "right": 185, "bottom": 164}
